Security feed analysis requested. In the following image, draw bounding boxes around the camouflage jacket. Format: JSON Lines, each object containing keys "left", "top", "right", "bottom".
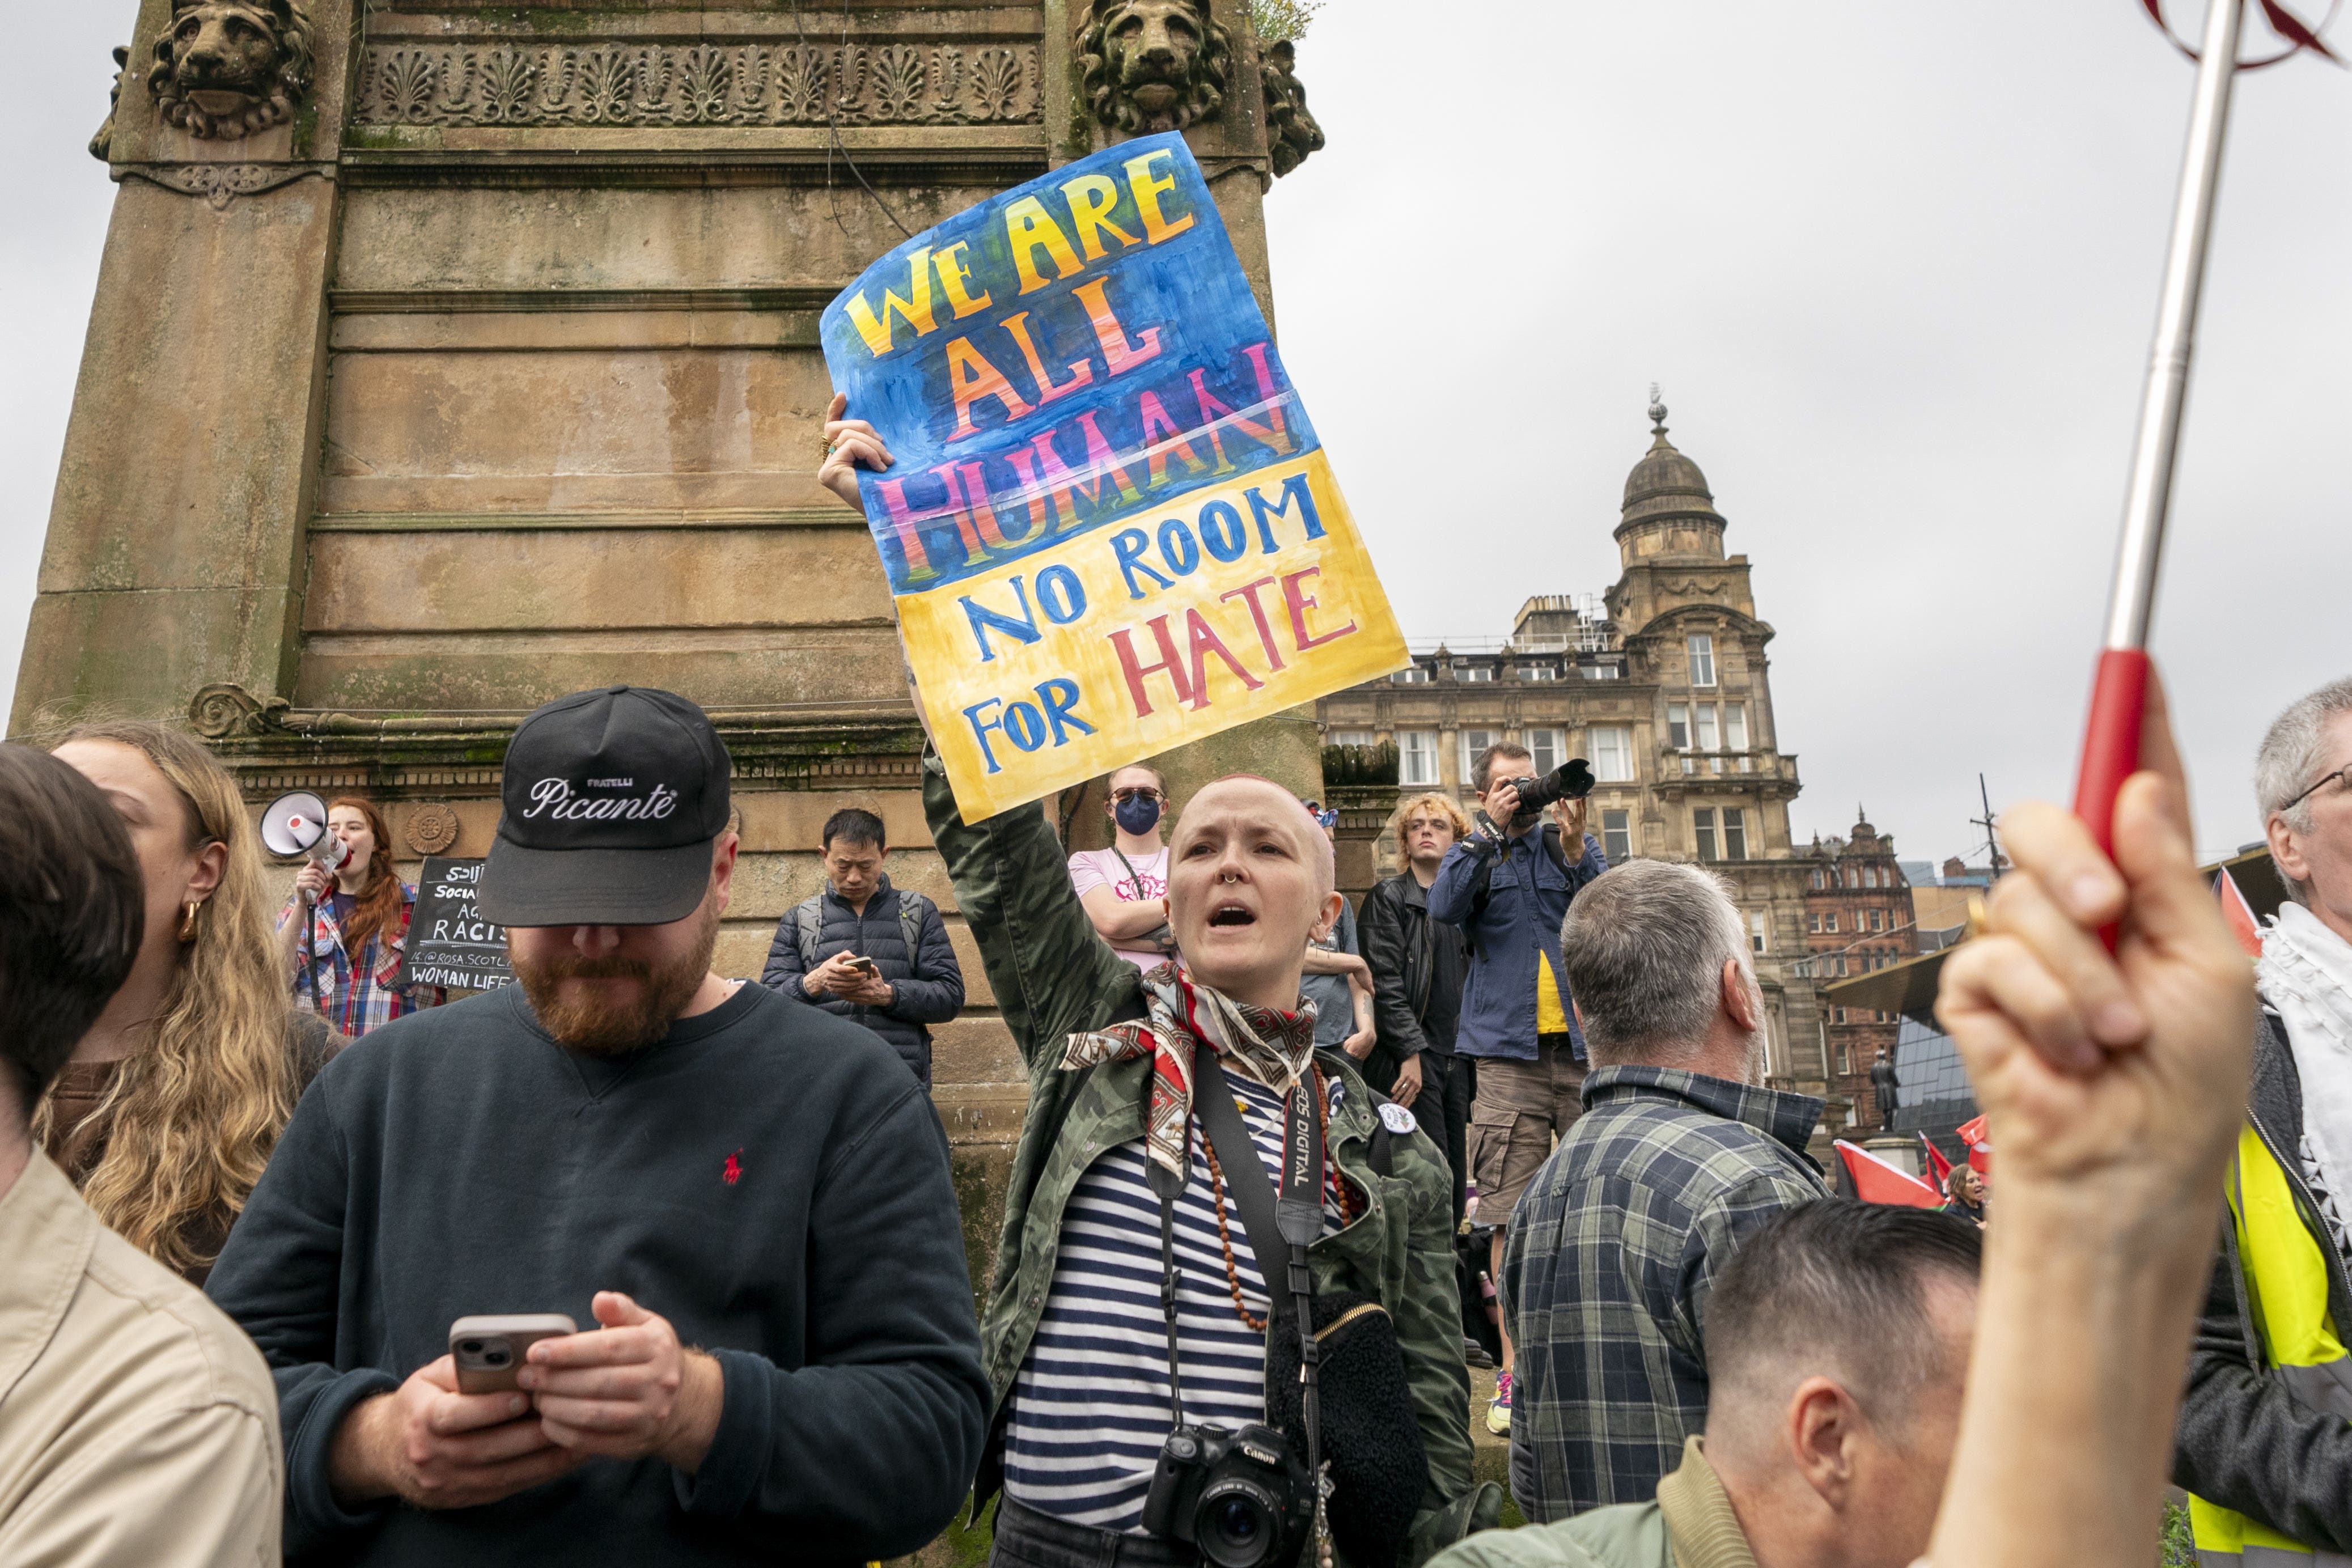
{"left": 922, "top": 758, "right": 1494, "bottom": 1559}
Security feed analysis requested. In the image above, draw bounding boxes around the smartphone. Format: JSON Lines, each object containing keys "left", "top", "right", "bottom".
{"left": 845, "top": 955, "right": 880, "bottom": 977}
{"left": 450, "top": 1313, "right": 577, "bottom": 1395}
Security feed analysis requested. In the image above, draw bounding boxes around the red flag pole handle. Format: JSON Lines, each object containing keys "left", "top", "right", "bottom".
{"left": 2071, "top": 648, "right": 2151, "bottom": 859}
{"left": 2075, "top": 0, "right": 2243, "bottom": 861}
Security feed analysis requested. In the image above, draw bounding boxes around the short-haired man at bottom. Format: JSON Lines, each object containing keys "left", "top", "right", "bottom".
{"left": 1505, "top": 860, "right": 1829, "bottom": 1522}
{"left": 206, "top": 688, "right": 989, "bottom": 1565}
{"left": 0, "top": 744, "right": 283, "bottom": 1565}
{"left": 1434, "top": 1201, "right": 1981, "bottom": 1568}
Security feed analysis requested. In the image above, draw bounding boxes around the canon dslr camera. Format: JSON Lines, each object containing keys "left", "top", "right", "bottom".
{"left": 1139, "top": 1421, "right": 1313, "bottom": 1568}
{"left": 1495, "top": 757, "right": 1596, "bottom": 829}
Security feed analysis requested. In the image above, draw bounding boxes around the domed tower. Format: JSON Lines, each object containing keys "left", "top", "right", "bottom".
{"left": 1615, "top": 391, "right": 1727, "bottom": 568}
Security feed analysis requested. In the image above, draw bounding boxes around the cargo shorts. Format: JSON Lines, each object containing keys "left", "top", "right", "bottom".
{"left": 1468, "top": 1033, "right": 1587, "bottom": 1227}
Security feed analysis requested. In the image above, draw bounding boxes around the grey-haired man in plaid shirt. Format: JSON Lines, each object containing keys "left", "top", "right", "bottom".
{"left": 1501, "top": 860, "right": 1828, "bottom": 1523}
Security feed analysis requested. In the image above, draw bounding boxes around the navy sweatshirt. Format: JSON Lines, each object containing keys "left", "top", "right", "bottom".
{"left": 205, "top": 981, "right": 989, "bottom": 1565}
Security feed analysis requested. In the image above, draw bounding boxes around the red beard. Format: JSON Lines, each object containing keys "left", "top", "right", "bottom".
{"left": 511, "top": 903, "right": 718, "bottom": 1057}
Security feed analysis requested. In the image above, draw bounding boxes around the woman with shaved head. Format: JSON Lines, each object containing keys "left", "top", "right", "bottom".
{"left": 821, "top": 399, "right": 1494, "bottom": 1564}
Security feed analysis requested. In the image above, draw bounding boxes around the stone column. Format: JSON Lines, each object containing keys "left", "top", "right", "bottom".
{"left": 11, "top": 0, "right": 355, "bottom": 732}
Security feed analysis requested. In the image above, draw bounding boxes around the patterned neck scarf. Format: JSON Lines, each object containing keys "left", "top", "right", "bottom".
{"left": 1062, "top": 961, "right": 1320, "bottom": 1184}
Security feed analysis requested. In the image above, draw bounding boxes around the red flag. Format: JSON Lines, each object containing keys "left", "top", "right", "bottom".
{"left": 2218, "top": 867, "right": 2265, "bottom": 958}
{"left": 1919, "top": 1133, "right": 1954, "bottom": 1190}
{"left": 1836, "top": 1141, "right": 1944, "bottom": 1209}
{"left": 1956, "top": 1113, "right": 1993, "bottom": 1177}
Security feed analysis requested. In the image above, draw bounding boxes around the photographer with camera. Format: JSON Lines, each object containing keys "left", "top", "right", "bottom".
{"left": 1427, "top": 744, "right": 1607, "bottom": 1437}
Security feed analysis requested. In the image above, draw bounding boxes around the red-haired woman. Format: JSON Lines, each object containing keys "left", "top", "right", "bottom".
{"left": 273, "top": 798, "right": 443, "bottom": 1036}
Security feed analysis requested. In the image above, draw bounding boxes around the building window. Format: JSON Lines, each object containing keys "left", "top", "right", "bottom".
{"left": 1688, "top": 634, "right": 1717, "bottom": 687}
{"left": 1811, "top": 869, "right": 1824, "bottom": 890}
{"left": 1590, "top": 727, "right": 1633, "bottom": 782}
{"left": 1516, "top": 666, "right": 1557, "bottom": 682}
{"left": 1872, "top": 909, "right": 1885, "bottom": 933}
{"left": 1838, "top": 1041, "right": 1853, "bottom": 1075}
{"left": 1749, "top": 912, "right": 1768, "bottom": 954}
{"left": 1527, "top": 728, "right": 1565, "bottom": 776}
{"left": 1457, "top": 665, "right": 1494, "bottom": 683}
{"left": 1824, "top": 912, "right": 1838, "bottom": 934}
{"left": 1725, "top": 702, "right": 1749, "bottom": 751}
{"left": 1332, "top": 731, "right": 1374, "bottom": 748}
{"left": 1680, "top": 756, "right": 1695, "bottom": 775}
{"left": 1400, "top": 731, "right": 1439, "bottom": 786}
{"left": 1694, "top": 808, "right": 1718, "bottom": 862}
{"left": 1461, "top": 730, "right": 1502, "bottom": 785}
{"left": 1582, "top": 663, "right": 1621, "bottom": 680}
{"left": 1393, "top": 666, "right": 1431, "bottom": 684}
{"left": 1694, "top": 704, "right": 1720, "bottom": 751}
{"left": 1809, "top": 910, "right": 1821, "bottom": 933}
{"left": 1722, "top": 807, "right": 1747, "bottom": 859}
{"left": 1602, "top": 808, "right": 1631, "bottom": 863}
{"left": 1667, "top": 703, "right": 1689, "bottom": 749}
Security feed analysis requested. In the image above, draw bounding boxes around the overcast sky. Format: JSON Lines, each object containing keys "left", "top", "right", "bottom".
{"left": 7, "top": 2, "right": 2347, "bottom": 867}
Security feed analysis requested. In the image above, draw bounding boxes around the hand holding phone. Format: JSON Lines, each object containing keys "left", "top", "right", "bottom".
{"left": 450, "top": 1314, "right": 577, "bottom": 1395}
{"left": 845, "top": 955, "right": 880, "bottom": 977}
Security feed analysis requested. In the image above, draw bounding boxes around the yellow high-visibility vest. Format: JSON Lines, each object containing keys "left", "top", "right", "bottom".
{"left": 2189, "top": 1125, "right": 2352, "bottom": 1565}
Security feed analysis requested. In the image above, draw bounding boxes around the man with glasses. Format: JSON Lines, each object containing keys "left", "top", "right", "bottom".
{"left": 2175, "top": 676, "right": 2352, "bottom": 1563}
{"left": 1069, "top": 764, "right": 1179, "bottom": 970}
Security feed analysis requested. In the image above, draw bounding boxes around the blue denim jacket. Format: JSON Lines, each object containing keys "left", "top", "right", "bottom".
{"left": 1427, "top": 825, "right": 1607, "bottom": 1061}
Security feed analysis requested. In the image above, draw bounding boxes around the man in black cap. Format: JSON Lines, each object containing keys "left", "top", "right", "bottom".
{"left": 206, "top": 686, "right": 990, "bottom": 1566}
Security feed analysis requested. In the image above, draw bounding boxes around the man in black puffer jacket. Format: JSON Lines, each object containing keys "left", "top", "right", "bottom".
{"left": 762, "top": 808, "right": 964, "bottom": 1089}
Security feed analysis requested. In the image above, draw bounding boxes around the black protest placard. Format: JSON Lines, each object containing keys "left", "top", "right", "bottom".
{"left": 399, "top": 857, "right": 514, "bottom": 991}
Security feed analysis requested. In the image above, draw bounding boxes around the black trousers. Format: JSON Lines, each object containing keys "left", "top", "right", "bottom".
{"left": 988, "top": 1495, "right": 1201, "bottom": 1567}
{"left": 1414, "top": 1053, "right": 1473, "bottom": 1231}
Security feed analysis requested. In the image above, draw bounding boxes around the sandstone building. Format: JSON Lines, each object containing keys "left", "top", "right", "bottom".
{"left": 1315, "top": 400, "right": 1840, "bottom": 1121}
{"left": 1801, "top": 812, "right": 1919, "bottom": 1129}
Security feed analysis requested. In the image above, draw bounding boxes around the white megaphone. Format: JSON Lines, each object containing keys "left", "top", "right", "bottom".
{"left": 262, "top": 792, "right": 349, "bottom": 1005}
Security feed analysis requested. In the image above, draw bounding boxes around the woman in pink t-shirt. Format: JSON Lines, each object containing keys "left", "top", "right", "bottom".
{"left": 1066, "top": 763, "right": 1177, "bottom": 970}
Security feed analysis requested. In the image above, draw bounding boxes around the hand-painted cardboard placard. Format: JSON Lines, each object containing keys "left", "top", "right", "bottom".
{"left": 396, "top": 857, "right": 515, "bottom": 991}
{"left": 821, "top": 132, "right": 1406, "bottom": 819}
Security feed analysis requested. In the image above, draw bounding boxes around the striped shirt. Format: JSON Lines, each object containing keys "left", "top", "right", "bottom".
{"left": 1003, "top": 1067, "right": 1340, "bottom": 1531}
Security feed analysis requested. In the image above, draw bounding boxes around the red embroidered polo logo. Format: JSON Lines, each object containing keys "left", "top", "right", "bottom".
{"left": 723, "top": 1149, "right": 744, "bottom": 1186}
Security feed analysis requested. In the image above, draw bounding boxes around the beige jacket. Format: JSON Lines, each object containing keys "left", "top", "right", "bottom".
{"left": 0, "top": 1150, "right": 282, "bottom": 1566}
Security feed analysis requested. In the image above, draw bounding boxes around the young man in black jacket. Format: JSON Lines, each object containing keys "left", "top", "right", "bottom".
{"left": 761, "top": 806, "right": 964, "bottom": 1090}
{"left": 1361, "top": 791, "right": 1476, "bottom": 1226}
{"left": 206, "top": 686, "right": 989, "bottom": 1567}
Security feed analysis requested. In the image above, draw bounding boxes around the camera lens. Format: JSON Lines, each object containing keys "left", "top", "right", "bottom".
{"left": 485, "top": 1349, "right": 510, "bottom": 1365}
{"left": 1197, "top": 1479, "right": 1281, "bottom": 1568}
{"left": 458, "top": 1340, "right": 484, "bottom": 1355}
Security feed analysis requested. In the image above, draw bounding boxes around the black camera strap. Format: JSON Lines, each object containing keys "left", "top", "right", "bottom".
{"left": 1189, "top": 1046, "right": 1324, "bottom": 1530}
{"left": 1146, "top": 1158, "right": 1188, "bottom": 1430}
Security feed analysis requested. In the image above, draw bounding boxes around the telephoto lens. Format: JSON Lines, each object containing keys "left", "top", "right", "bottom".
{"left": 1506, "top": 758, "right": 1596, "bottom": 825}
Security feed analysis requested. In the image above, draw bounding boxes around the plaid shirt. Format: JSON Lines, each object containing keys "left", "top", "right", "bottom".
{"left": 283, "top": 885, "right": 443, "bottom": 1038}
{"left": 1501, "top": 1065, "right": 1826, "bottom": 1522}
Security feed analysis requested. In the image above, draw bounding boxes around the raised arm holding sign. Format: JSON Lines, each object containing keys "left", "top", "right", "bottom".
{"left": 819, "top": 133, "right": 1406, "bottom": 817}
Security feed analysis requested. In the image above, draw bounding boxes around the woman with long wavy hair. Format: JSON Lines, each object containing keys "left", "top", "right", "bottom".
{"left": 44, "top": 719, "right": 338, "bottom": 1285}
{"left": 273, "top": 795, "right": 443, "bottom": 1036}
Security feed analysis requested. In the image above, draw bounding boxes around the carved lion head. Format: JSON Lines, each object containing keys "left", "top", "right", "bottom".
{"left": 1077, "top": 0, "right": 1232, "bottom": 135}
{"left": 147, "top": 0, "right": 313, "bottom": 140}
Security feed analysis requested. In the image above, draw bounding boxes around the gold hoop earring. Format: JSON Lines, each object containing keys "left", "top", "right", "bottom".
{"left": 177, "top": 900, "right": 202, "bottom": 942}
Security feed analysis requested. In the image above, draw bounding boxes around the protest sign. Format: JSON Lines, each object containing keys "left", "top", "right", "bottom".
{"left": 396, "top": 857, "right": 515, "bottom": 991}
{"left": 821, "top": 132, "right": 1406, "bottom": 818}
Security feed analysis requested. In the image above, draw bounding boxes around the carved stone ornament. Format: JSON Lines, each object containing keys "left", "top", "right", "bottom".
{"left": 90, "top": 46, "right": 132, "bottom": 162}
{"left": 1259, "top": 39, "right": 1323, "bottom": 178}
{"left": 147, "top": 0, "right": 314, "bottom": 141}
{"left": 189, "top": 682, "right": 290, "bottom": 738}
{"left": 1077, "top": 0, "right": 1234, "bottom": 134}
{"left": 352, "top": 41, "right": 1039, "bottom": 129}
{"left": 125, "top": 163, "right": 321, "bottom": 210}
{"left": 403, "top": 803, "right": 461, "bottom": 857}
